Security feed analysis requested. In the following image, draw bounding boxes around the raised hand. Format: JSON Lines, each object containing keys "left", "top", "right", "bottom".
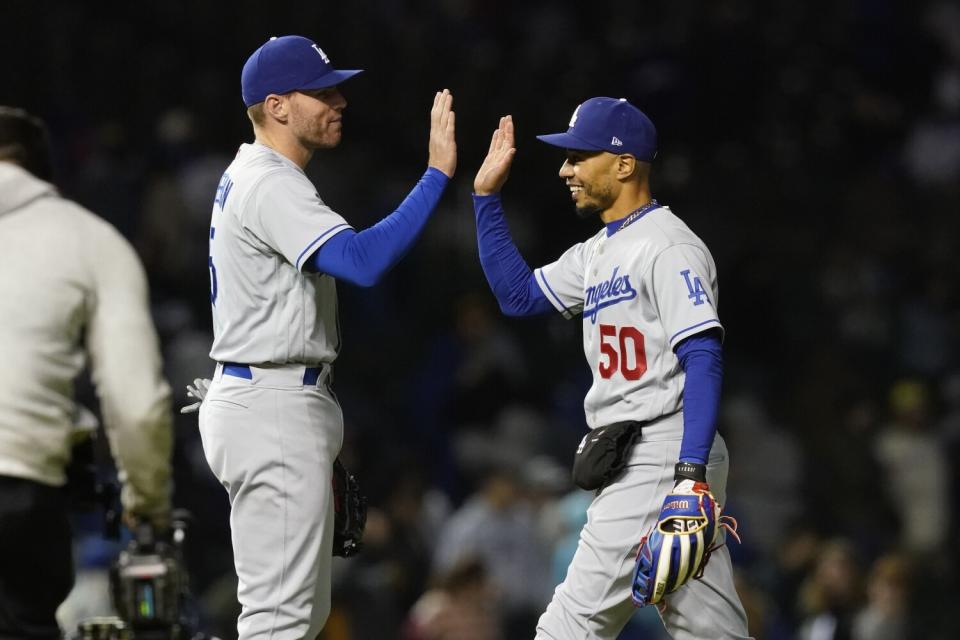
{"left": 428, "top": 89, "right": 457, "bottom": 178}
{"left": 474, "top": 115, "right": 516, "bottom": 196}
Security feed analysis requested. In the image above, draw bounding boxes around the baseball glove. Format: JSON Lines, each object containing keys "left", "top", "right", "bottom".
{"left": 332, "top": 458, "right": 367, "bottom": 558}
{"left": 631, "top": 479, "right": 739, "bottom": 607}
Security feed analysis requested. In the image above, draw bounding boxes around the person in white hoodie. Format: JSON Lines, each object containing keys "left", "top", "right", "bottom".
{"left": 0, "top": 107, "right": 173, "bottom": 639}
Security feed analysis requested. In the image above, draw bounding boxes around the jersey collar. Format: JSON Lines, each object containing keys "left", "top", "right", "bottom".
{"left": 605, "top": 199, "right": 659, "bottom": 237}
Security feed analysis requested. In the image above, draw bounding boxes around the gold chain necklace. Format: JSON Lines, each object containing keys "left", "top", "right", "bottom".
{"left": 616, "top": 199, "right": 659, "bottom": 233}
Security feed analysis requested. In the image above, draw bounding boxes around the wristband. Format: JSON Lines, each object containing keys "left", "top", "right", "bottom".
{"left": 674, "top": 461, "right": 706, "bottom": 483}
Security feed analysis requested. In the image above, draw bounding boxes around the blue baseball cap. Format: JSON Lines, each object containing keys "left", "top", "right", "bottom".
{"left": 536, "top": 97, "right": 657, "bottom": 162}
{"left": 241, "top": 35, "right": 363, "bottom": 107}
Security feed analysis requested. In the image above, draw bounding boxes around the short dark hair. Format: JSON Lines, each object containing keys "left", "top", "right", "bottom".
{"left": 247, "top": 103, "right": 266, "bottom": 127}
{"left": 0, "top": 107, "right": 53, "bottom": 181}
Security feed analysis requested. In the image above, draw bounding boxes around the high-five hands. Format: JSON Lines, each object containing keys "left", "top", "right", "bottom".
{"left": 428, "top": 89, "right": 457, "bottom": 178}
{"left": 474, "top": 115, "right": 517, "bottom": 195}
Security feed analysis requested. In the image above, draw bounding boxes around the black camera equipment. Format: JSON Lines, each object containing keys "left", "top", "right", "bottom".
{"left": 75, "top": 509, "right": 215, "bottom": 640}
{"left": 109, "top": 512, "right": 189, "bottom": 639}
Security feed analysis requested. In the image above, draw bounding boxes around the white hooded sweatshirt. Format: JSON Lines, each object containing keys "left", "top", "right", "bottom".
{"left": 0, "top": 162, "right": 171, "bottom": 517}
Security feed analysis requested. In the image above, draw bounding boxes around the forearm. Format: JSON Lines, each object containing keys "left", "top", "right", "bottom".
{"left": 473, "top": 193, "right": 552, "bottom": 316}
{"left": 309, "top": 168, "right": 449, "bottom": 285}
{"left": 675, "top": 331, "right": 723, "bottom": 466}
{"left": 88, "top": 278, "right": 173, "bottom": 516}
{"left": 103, "top": 389, "right": 173, "bottom": 517}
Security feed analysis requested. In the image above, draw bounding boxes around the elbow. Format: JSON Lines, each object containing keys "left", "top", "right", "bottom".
{"left": 497, "top": 298, "right": 526, "bottom": 317}
{"left": 335, "top": 257, "right": 386, "bottom": 287}
{"left": 491, "top": 288, "right": 531, "bottom": 317}
{"left": 350, "top": 269, "right": 382, "bottom": 288}
{"left": 500, "top": 303, "right": 524, "bottom": 317}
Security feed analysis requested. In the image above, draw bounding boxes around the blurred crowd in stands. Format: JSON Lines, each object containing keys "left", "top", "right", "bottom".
{"left": 4, "top": 0, "right": 959, "bottom": 638}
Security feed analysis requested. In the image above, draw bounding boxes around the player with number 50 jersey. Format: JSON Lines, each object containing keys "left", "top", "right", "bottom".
{"left": 471, "top": 98, "right": 750, "bottom": 639}
{"left": 534, "top": 194, "right": 720, "bottom": 429}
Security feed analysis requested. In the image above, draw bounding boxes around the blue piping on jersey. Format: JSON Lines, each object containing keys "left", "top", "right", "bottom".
{"left": 669, "top": 319, "right": 721, "bottom": 345}
{"left": 296, "top": 223, "right": 352, "bottom": 270}
{"left": 536, "top": 269, "right": 572, "bottom": 316}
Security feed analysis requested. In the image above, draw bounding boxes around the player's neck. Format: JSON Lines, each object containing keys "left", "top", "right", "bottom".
{"left": 254, "top": 131, "right": 314, "bottom": 169}
{"left": 600, "top": 185, "right": 653, "bottom": 224}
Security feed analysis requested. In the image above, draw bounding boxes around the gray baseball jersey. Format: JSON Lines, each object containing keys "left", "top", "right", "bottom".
{"left": 534, "top": 205, "right": 722, "bottom": 429}
{"left": 201, "top": 141, "right": 350, "bottom": 638}
{"left": 531, "top": 204, "right": 749, "bottom": 639}
{"left": 208, "top": 142, "right": 352, "bottom": 364}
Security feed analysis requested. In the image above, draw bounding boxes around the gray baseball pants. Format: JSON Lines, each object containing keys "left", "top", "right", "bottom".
{"left": 536, "top": 412, "right": 751, "bottom": 640}
{"left": 199, "top": 362, "right": 342, "bottom": 640}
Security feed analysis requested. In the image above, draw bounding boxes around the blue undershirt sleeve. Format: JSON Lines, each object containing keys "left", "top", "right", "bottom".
{"left": 675, "top": 330, "right": 724, "bottom": 465}
{"left": 472, "top": 193, "right": 553, "bottom": 316}
{"left": 306, "top": 168, "right": 449, "bottom": 286}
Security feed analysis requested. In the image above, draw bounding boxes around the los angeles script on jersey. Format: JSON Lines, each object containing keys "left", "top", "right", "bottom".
{"left": 583, "top": 266, "right": 636, "bottom": 323}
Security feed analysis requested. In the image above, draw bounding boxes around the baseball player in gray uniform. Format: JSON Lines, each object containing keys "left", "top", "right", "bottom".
{"left": 199, "top": 35, "right": 456, "bottom": 638}
{"left": 471, "top": 99, "right": 750, "bottom": 638}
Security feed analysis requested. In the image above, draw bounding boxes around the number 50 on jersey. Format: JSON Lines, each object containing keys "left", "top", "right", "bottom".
{"left": 598, "top": 324, "right": 647, "bottom": 380}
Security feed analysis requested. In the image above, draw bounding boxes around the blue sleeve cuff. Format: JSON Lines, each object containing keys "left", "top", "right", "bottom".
{"left": 425, "top": 166, "right": 451, "bottom": 186}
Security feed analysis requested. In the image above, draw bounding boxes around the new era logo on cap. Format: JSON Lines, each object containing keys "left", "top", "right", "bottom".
{"left": 537, "top": 97, "right": 657, "bottom": 161}
{"left": 241, "top": 35, "right": 363, "bottom": 107}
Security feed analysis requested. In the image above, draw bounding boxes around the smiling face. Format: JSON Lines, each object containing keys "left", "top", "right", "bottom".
{"left": 287, "top": 87, "right": 347, "bottom": 150}
{"left": 559, "top": 149, "right": 620, "bottom": 219}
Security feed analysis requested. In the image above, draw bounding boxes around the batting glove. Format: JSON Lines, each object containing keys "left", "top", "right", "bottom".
{"left": 179, "top": 378, "right": 211, "bottom": 414}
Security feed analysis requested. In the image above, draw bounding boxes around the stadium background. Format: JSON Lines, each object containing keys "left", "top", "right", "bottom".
{"left": 2, "top": 0, "right": 959, "bottom": 638}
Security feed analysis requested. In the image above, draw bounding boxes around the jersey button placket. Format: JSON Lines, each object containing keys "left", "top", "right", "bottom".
{"left": 595, "top": 239, "right": 605, "bottom": 274}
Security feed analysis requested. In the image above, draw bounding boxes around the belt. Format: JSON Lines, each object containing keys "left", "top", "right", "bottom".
{"left": 222, "top": 362, "right": 323, "bottom": 386}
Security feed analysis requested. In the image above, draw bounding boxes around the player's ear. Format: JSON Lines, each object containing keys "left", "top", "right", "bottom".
{"left": 616, "top": 154, "right": 638, "bottom": 181}
{"left": 263, "top": 94, "right": 289, "bottom": 124}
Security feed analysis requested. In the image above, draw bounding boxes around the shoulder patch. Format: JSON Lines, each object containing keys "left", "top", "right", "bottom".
{"left": 680, "top": 269, "right": 711, "bottom": 306}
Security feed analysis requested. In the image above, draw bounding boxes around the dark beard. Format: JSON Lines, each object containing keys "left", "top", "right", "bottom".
{"left": 574, "top": 183, "right": 614, "bottom": 220}
{"left": 575, "top": 202, "right": 603, "bottom": 219}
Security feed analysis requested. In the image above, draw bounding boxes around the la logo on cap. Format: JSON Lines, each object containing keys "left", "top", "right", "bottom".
{"left": 536, "top": 96, "right": 658, "bottom": 162}
{"left": 240, "top": 35, "right": 363, "bottom": 107}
